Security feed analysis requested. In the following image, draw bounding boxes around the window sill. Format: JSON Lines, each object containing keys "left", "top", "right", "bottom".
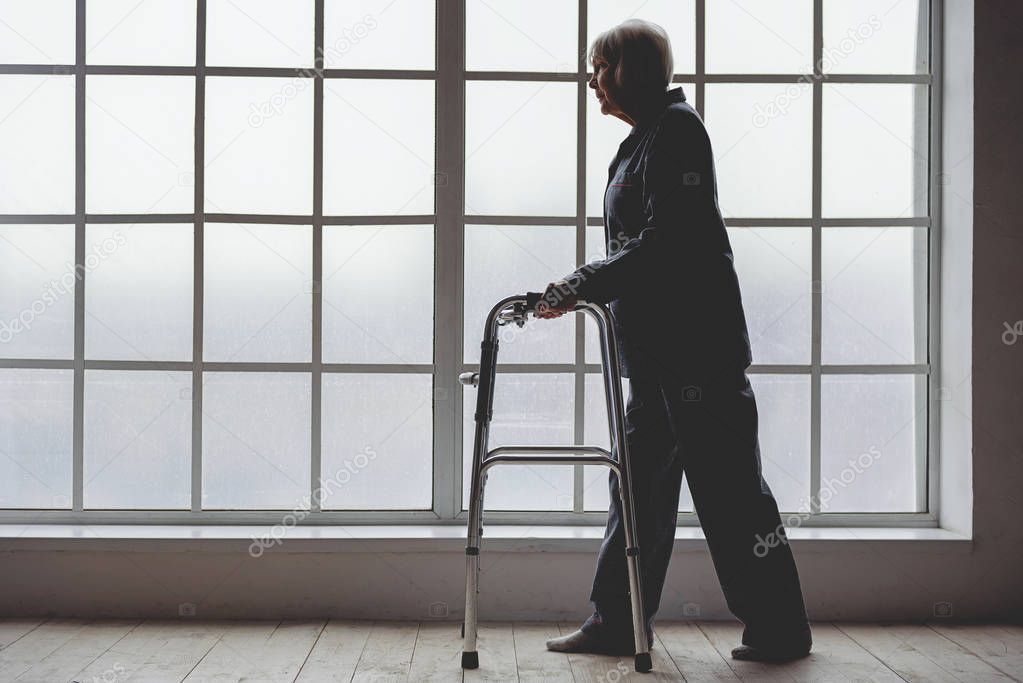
{"left": 0, "top": 524, "right": 973, "bottom": 554}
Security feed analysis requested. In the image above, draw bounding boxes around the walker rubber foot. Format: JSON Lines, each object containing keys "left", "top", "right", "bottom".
{"left": 461, "top": 651, "right": 479, "bottom": 669}
{"left": 634, "top": 652, "right": 652, "bottom": 673}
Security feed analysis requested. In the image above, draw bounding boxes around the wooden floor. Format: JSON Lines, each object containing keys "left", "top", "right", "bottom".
{"left": 0, "top": 619, "right": 1020, "bottom": 682}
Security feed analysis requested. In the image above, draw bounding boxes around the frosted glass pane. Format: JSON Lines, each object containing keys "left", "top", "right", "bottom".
{"left": 704, "top": 83, "right": 812, "bottom": 218}
{"left": 588, "top": 0, "right": 696, "bottom": 75}
{"left": 751, "top": 374, "right": 810, "bottom": 514}
{"left": 0, "top": 75, "right": 75, "bottom": 213}
{"left": 84, "top": 370, "right": 191, "bottom": 509}
{"left": 86, "top": 76, "right": 194, "bottom": 213}
{"left": 823, "top": 0, "right": 927, "bottom": 75}
{"left": 0, "top": 369, "right": 73, "bottom": 508}
{"left": 822, "top": 227, "right": 927, "bottom": 364}
{"left": 821, "top": 375, "right": 920, "bottom": 512}
{"left": 467, "top": 0, "right": 576, "bottom": 73}
{"left": 727, "top": 227, "right": 811, "bottom": 364}
{"left": 583, "top": 225, "right": 604, "bottom": 365}
{"left": 0, "top": 0, "right": 75, "bottom": 64}
{"left": 707, "top": 0, "right": 812, "bottom": 74}
{"left": 86, "top": 0, "right": 196, "bottom": 66}
{"left": 583, "top": 374, "right": 611, "bottom": 512}
{"left": 466, "top": 81, "right": 576, "bottom": 216}
{"left": 0, "top": 225, "right": 75, "bottom": 359}
{"left": 323, "top": 226, "right": 432, "bottom": 364}
{"left": 206, "top": 0, "right": 314, "bottom": 67}
{"left": 324, "top": 0, "right": 434, "bottom": 69}
{"left": 463, "top": 225, "right": 576, "bottom": 364}
{"left": 202, "top": 372, "right": 311, "bottom": 509}
{"left": 204, "top": 224, "right": 311, "bottom": 362}
{"left": 462, "top": 374, "right": 574, "bottom": 511}
{"left": 822, "top": 84, "right": 929, "bottom": 218}
{"left": 85, "top": 224, "right": 193, "bottom": 361}
{"left": 323, "top": 79, "right": 434, "bottom": 215}
{"left": 321, "top": 374, "right": 432, "bottom": 510}
{"left": 204, "top": 76, "right": 313, "bottom": 214}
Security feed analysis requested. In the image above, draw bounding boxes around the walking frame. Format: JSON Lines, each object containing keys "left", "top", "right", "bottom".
{"left": 459, "top": 292, "right": 653, "bottom": 674}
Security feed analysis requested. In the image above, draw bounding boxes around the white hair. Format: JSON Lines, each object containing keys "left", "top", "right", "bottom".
{"left": 588, "top": 18, "right": 674, "bottom": 93}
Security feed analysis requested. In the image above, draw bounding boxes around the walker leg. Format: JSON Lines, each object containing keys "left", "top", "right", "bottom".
{"left": 462, "top": 337, "right": 499, "bottom": 669}
{"left": 595, "top": 307, "right": 652, "bottom": 672}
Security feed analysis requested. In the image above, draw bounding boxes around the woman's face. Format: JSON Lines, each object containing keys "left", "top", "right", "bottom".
{"left": 589, "top": 55, "right": 626, "bottom": 118}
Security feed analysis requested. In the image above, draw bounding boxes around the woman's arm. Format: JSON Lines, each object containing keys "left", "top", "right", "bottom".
{"left": 564, "top": 108, "right": 718, "bottom": 305}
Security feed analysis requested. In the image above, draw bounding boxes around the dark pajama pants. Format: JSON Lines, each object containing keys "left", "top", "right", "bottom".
{"left": 580, "top": 368, "right": 811, "bottom": 650}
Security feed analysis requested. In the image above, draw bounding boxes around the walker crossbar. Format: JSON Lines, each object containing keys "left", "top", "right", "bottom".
{"left": 460, "top": 293, "right": 653, "bottom": 674}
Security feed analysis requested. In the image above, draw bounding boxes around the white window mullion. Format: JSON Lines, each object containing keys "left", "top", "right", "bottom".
{"left": 190, "top": 0, "right": 207, "bottom": 514}
{"left": 434, "top": 0, "right": 466, "bottom": 520}
{"left": 809, "top": 0, "right": 824, "bottom": 516}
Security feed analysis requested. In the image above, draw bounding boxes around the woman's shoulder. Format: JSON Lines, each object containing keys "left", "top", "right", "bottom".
{"left": 658, "top": 101, "right": 706, "bottom": 136}
{"left": 650, "top": 101, "right": 710, "bottom": 152}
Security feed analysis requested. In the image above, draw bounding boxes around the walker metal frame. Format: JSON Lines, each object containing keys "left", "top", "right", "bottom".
{"left": 459, "top": 293, "right": 652, "bottom": 673}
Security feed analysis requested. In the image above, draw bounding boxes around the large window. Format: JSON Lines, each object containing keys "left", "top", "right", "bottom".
{"left": 0, "top": 1, "right": 937, "bottom": 525}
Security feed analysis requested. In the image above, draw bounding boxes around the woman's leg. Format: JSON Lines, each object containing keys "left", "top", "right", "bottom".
{"left": 662, "top": 370, "right": 811, "bottom": 651}
{"left": 582, "top": 376, "right": 686, "bottom": 643}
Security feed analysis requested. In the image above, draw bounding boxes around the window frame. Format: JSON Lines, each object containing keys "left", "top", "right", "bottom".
{"left": 0, "top": 0, "right": 941, "bottom": 527}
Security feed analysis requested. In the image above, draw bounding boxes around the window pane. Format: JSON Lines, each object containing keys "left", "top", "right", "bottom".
{"left": 821, "top": 374, "right": 921, "bottom": 512}
{"left": 86, "top": 0, "right": 196, "bottom": 66}
{"left": 323, "top": 79, "right": 434, "bottom": 216}
{"left": 583, "top": 225, "right": 603, "bottom": 365}
{"left": 752, "top": 374, "right": 810, "bottom": 514}
{"left": 588, "top": 0, "right": 696, "bottom": 75}
{"left": 583, "top": 374, "right": 610, "bottom": 512}
{"left": 84, "top": 370, "right": 191, "bottom": 509}
{"left": 707, "top": 0, "right": 812, "bottom": 74}
{"left": 0, "top": 75, "right": 75, "bottom": 214}
{"left": 204, "top": 223, "right": 311, "bottom": 362}
{"left": 202, "top": 372, "right": 311, "bottom": 509}
{"left": 86, "top": 75, "right": 194, "bottom": 213}
{"left": 0, "top": 369, "right": 73, "bottom": 509}
{"left": 822, "top": 84, "right": 929, "bottom": 218}
{"left": 466, "top": 81, "right": 576, "bottom": 216}
{"left": 466, "top": 0, "right": 576, "bottom": 73}
{"left": 0, "top": 0, "right": 75, "bottom": 64}
{"left": 206, "top": 0, "right": 314, "bottom": 68}
{"left": 704, "top": 83, "right": 812, "bottom": 218}
{"left": 463, "top": 225, "right": 576, "bottom": 364}
{"left": 822, "top": 227, "right": 927, "bottom": 364}
{"left": 462, "top": 374, "right": 574, "bottom": 511}
{"left": 85, "top": 224, "right": 193, "bottom": 361}
{"left": 324, "top": 0, "right": 434, "bottom": 70}
{"left": 727, "top": 227, "right": 811, "bottom": 364}
{"left": 823, "top": 0, "right": 928, "bottom": 75}
{"left": 0, "top": 225, "right": 75, "bottom": 359}
{"left": 323, "top": 226, "right": 432, "bottom": 364}
{"left": 204, "top": 76, "right": 314, "bottom": 215}
{"left": 321, "top": 373, "right": 432, "bottom": 510}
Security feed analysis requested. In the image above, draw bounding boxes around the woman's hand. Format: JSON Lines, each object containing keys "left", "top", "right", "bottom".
{"left": 536, "top": 280, "right": 579, "bottom": 319}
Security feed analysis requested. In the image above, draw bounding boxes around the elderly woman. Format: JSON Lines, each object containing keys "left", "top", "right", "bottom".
{"left": 539, "top": 19, "right": 812, "bottom": 662}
